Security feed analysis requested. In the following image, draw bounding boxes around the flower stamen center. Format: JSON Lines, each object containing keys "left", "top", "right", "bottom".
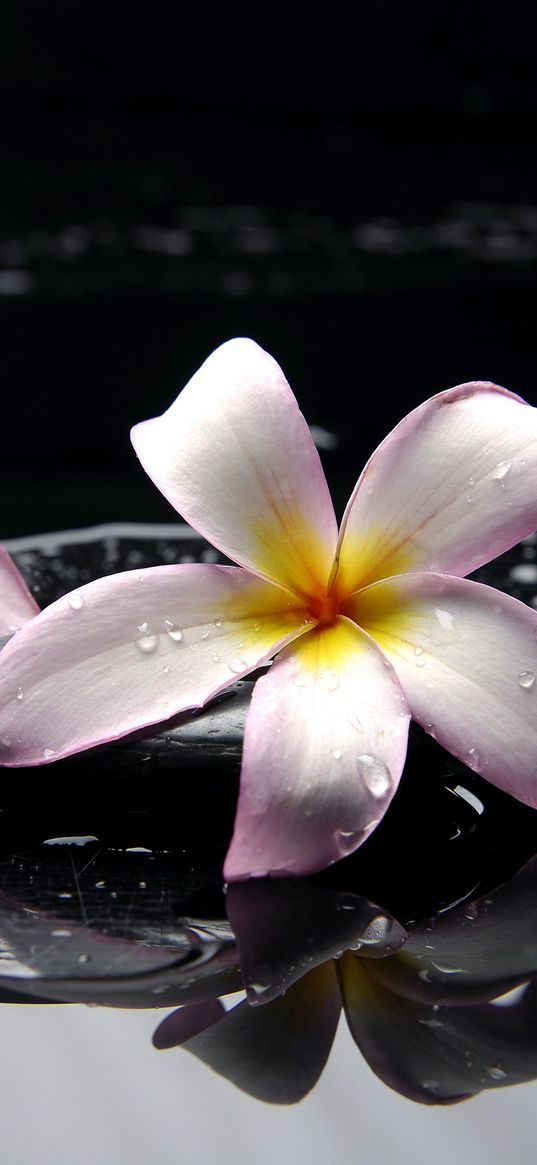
{"left": 307, "top": 591, "right": 340, "bottom": 626}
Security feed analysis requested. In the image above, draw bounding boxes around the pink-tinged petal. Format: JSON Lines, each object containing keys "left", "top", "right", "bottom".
{"left": 164, "top": 964, "right": 341, "bottom": 1104}
{"left": 339, "top": 953, "right": 537, "bottom": 1105}
{"left": 334, "top": 381, "right": 537, "bottom": 596}
{"left": 224, "top": 617, "right": 411, "bottom": 879}
{"left": 0, "top": 564, "right": 309, "bottom": 766}
{"left": 227, "top": 879, "right": 406, "bottom": 1006}
{"left": 131, "top": 338, "right": 338, "bottom": 596}
{"left": 350, "top": 572, "right": 537, "bottom": 806}
{"left": 153, "top": 1000, "right": 226, "bottom": 1049}
{"left": 0, "top": 546, "right": 40, "bottom": 634}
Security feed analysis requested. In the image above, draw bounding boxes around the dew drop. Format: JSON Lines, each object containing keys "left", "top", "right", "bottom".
{"left": 43, "top": 748, "right": 55, "bottom": 759}
{"left": 466, "top": 747, "right": 481, "bottom": 772}
{"left": 211, "top": 654, "right": 220, "bottom": 663}
{"left": 332, "top": 748, "right": 342, "bottom": 760}
{"left": 162, "top": 664, "right": 170, "bottom": 673}
{"left": 137, "top": 622, "right": 149, "bottom": 634}
{"left": 487, "top": 1066, "right": 507, "bottom": 1081}
{"left": 419, "top": 1017, "right": 445, "bottom": 1030}
{"left": 320, "top": 668, "right": 340, "bottom": 692}
{"left": 415, "top": 656, "right": 426, "bottom": 667}
{"left": 136, "top": 634, "right": 159, "bottom": 655}
{"left": 491, "top": 459, "right": 512, "bottom": 481}
{"left": 356, "top": 754, "right": 392, "bottom": 797}
{"left": 430, "top": 960, "right": 466, "bottom": 974}
{"left": 248, "top": 981, "right": 271, "bottom": 999}
{"left": 68, "top": 593, "right": 84, "bottom": 611}
{"left": 77, "top": 954, "right": 91, "bottom": 964}
{"left": 518, "top": 670, "right": 535, "bottom": 690}
{"left": 361, "top": 915, "right": 391, "bottom": 944}
{"left": 337, "top": 829, "right": 362, "bottom": 854}
{"left": 200, "top": 628, "right": 210, "bottom": 639}
{"left": 468, "top": 476, "right": 476, "bottom": 487}
{"left": 434, "top": 607, "right": 455, "bottom": 632}
{"left": 16, "top": 687, "right": 24, "bottom": 702}
{"left": 164, "top": 619, "right": 184, "bottom": 643}
{"left": 228, "top": 657, "right": 247, "bottom": 673}
{"left": 213, "top": 616, "right": 222, "bottom": 628}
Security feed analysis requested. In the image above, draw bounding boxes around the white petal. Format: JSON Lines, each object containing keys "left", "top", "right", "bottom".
{"left": 335, "top": 382, "right": 537, "bottom": 596}
{"left": 224, "top": 617, "right": 410, "bottom": 879}
{"left": 131, "top": 338, "right": 338, "bottom": 595}
{"left": 351, "top": 573, "right": 537, "bottom": 805}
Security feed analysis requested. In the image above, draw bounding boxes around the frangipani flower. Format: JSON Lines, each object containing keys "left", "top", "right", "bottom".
{"left": 2, "top": 339, "right": 537, "bottom": 881}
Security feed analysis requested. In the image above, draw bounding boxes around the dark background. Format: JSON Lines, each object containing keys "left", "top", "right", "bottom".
{"left": 3, "top": 4, "right": 537, "bottom": 537}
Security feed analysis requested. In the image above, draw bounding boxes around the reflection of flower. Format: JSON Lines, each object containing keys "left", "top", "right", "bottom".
{"left": 2, "top": 340, "right": 537, "bottom": 879}
{"left": 154, "top": 866, "right": 537, "bottom": 1106}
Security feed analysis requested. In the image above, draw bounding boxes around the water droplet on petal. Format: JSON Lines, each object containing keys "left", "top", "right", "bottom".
{"left": 136, "top": 634, "right": 159, "bottom": 655}
{"left": 213, "top": 616, "right": 222, "bottom": 628}
{"left": 248, "top": 981, "right": 271, "bottom": 1000}
{"left": 137, "top": 622, "right": 149, "bottom": 634}
{"left": 211, "top": 654, "right": 220, "bottom": 663}
{"left": 16, "top": 687, "right": 24, "bottom": 702}
{"left": 43, "top": 748, "right": 55, "bottom": 759}
{"left": 320, "top": 668, "right": 340, "bottom": 692}
{"left": 487, "top": 1066, "right": 507, "bottom": 1081}
{"left": 434, "top": 607, "right": 455, "bottom": 632}
{"left": 162, "top": 664, "right": 170, "bottom": 673}
{"left": 164, "top": 620, "right": 184, "bottom": 644}
{"left": 200, "top": 628, "right": 210, "bottom": 639}
{"left": 356, "top": 754, "right": 392, "bottom": 797}
{"left": 518, "top": 670, "right": 535, "bottom": 689}
{"left": 68, "top": 593, "right": 84, "bottom": 611}
{"left": 413, "top": 645, "right": 423, "bottom": 656}
{"left": 466, "top": 747, "right": 481, "bottom": 772}
{"left": 332, "top": 748, "right": 342, "bottom": 760}
{"left": 228, "top": 657, "right": 247, "bottom": 673}
{"left": 337, "top": 829, "right": 362, "bottom": 854}
{"left": 491, "top": 459, "right": 512, "bottom": 481}
{"left": 361, "top": 915, "right": 391, "bottom": 944}
{"left": 468, "top": 476, "right": 476, "bottom": 487}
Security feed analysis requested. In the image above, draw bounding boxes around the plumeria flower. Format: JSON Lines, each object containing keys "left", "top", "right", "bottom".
{"left": 2, "top": 339, "right": 537, "bottom": 880}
